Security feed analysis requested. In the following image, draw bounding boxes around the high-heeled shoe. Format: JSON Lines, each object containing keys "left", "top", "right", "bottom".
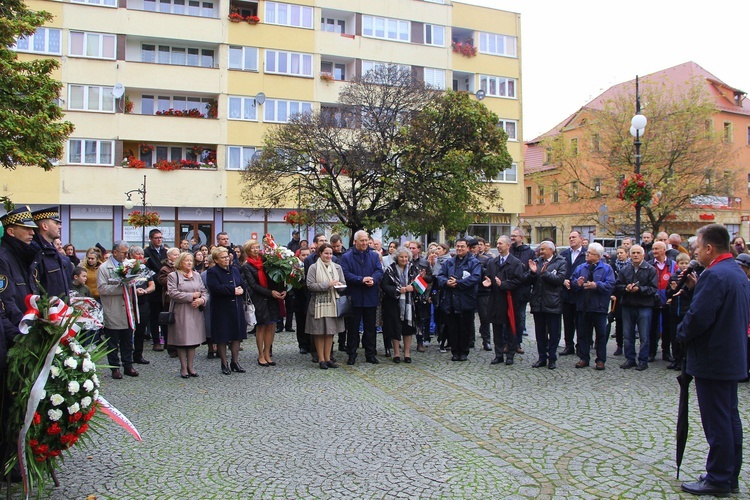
{"left": 221, "top": 363, "right": 231, "bottom": 375}
{"left": 257, "top": 358, "right": 269, "bottom": 367}
{"left": 180, "top": 373, "right": 190, "bottom": 379}
{"left": 189, "top": 371, "right": 199, "bottom": 377}
{"left": 319, "top": 361, "right": 328, "bottom": 370}
{"left": 230, "top": 361, "right": 246, "bottom": 373}
{"left": 267, "top": 359, "right": 277, "bottom": 366}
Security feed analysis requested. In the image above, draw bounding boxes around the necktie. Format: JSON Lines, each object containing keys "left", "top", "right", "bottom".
{"left": 541, "top": 260, "right": 548, "bottom": 273}
{"left": 499, "top": 257, "right": 505, "bottom": 266}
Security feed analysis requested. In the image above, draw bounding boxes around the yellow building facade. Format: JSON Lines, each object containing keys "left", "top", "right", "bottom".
{"left": 7, "top": 0, "right": 523, "bottom": 251}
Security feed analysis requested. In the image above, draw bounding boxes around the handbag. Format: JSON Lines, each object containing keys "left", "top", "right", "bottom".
{"left": 158, "top": 272, "right": 178, "bottom": 326}
{"left": 336, "top": 294, "right": 353, "bottom": 318}
{"left": 244, "top": 294, "right": 257, "bottom": 327}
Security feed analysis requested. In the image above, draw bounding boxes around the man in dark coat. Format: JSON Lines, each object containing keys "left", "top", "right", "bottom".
{"left": 482, "top": 236, "right": 524, "bottom": 365}
{"left": 677, "top": 224, "right": 749, "bottom": 497}
{"left": 468, "top": 238, "right": 491, "bottom": 351}
{"left": 528, "top": 241, "right": 568, "bottom": 369}
{"left": 340, "top": 230, "right": 383, "bottom": 365}
{"left": 30, "top": 207, "right": 69, "bottom": 297}
{"left": 559, "top": 231, "right": 587, "bottom": 355}
{"left": 616, "top": 245, "right": 657, "bottom": 371}
{"left": 408, "top": 241, "right": 434, "bottom": 351}
{"left": 144, "top": 229, "right": 168, "bottom": 351}
{"left": 510, "top": 228, "right": 535, "bottom": 349}
{"left": 0, "top": 206, "right": 40, "bottom": 332}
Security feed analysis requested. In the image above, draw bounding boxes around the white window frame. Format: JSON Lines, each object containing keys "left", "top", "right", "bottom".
{"left": 361, "top": 61, "right": 411, "bottom": 78}
{"left": 226, "top": 146, "right": 259, "bottom": 171}
{"left": 265, "top": 2, "right": 313, "bottom": 29}
{"left": 488, "top": 163, "right": 517, "bottom": 183}
{"left": 264, "top": 50, "right": 313, "bottom": 77}
{"left": 228, "top": 46, "right": 259, "bottom": 71}
{"left": 140, "top": 43, "right": 215, "bottom": 68}
{"left": 68, "top": 85, "right": 116, "bottom": 113}
{"left": 424, "top": 24, "right": 445, "bottom": 47}
{"left": 68, "top": 139, "right": 115, "bottom": 166}
{"left": 68, "top": 31, "right": 116, "bottom": 60}
{"left": 13, "top": 28, "right": 62, "bottom": 55}
{"left": 478, "top": 32, "right": 517, "bottom": 58}
{"left": 264, "top": 99, "right": 312, "bottom": 123}
{"left": 498, "top": 119, "right": 518, "bottom": 141}
{"left": 479, "top": 75, "right": 517, "bottom": 99}
{"left": 227, "top": 96, "right": 258, "bottom": 121}
{"left": 423, "top": 68, "right": 446, "bottom": 90}
{"left": 71, "top": 0, "right": 117, "bottom": 7}
{"left": 362, "top": 15, "right": 410, "bottom": 42}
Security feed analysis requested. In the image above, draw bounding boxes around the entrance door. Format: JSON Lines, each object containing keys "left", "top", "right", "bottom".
{"left": 179, "top": 222, "right": 213, "bottom": 249}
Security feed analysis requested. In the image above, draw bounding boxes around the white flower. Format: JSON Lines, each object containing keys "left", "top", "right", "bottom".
{"left": 49, "top": 366, "right": 60, "bottom": 378}
{"left": 84, "top": 352, "right": 91, "bottom": 359}
{"left": 50, "top": 394, "right": 64, "bottom": 406}
{"left": 67, "top": 403, "right": 80, "bottom": 415}
{"left": 47, "top": 409, "right": 63, "bottom": 422}
{"left": 68, "top": 381, "right": 80, "bottom": 395}
{"left": 55, "top": 346, "right": 63, "bottom": 355}
{"left": 64, "top": 357, "right": 78, "bottom": 370}
{"left": 70, "top": 343, "right": 83, "bottom": 355}
{"left": 93, "top": 390, "right": 99, "bottom": 401}
{"left": 83, "top": 379, "right": 94, "bottom": 392}
{"left": 92, "top": 374, "right": 100, "bottom": 387}
{"left": 82, "top": 359, "right": 96, "bottom": 373}
{"left": 80, "top": 396, "right": 92, "bottom": 408}
{"left": 39, "top": 390, "right": 46, "bottom": 400}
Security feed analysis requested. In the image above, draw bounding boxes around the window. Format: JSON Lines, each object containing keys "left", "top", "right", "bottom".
{"left": 69, "top": 31, "right": 116, "bottom": 59}
{"left": 68, "top": 139, "right": 114, "bottom": 165}
{"left": 264, "top": 99, "right": 312, "bottom": 123}
{"left": 552, "top": 188, "right": 560, "bottom": 203}
{"left": 362, "top": 15, "right": 410, "bottom": 42}
{"left": 321, "top": 17, "right": 345, "bottom": 33}
{"left": 488, "top": 163, "right": 517, "bottom": 183}
{"left": 227, "top": 146, "right": 258, "bottom": 170}
{"left": 571, "top": 138, "right": 579, "bottom": 155}
{"left": 321, "top": 106, "right": 355, "bottom": 128}
{"left": 423, "top": 68, "right": 445, "bottom": 90}
{"left": 526, "top": 186, "right": 532, "bottom": 205}
{"left": 265, "top": 50, "right": 313, "bottom": 77}
{"left": 479, "top": 75, "right": 516, "bottom": 98}
{"left": 591, "top": 133, "right": 600, "bottom": 152}
{"left": 141, "top": 43, "right": 214, "bottom": 68}
{"left": 570, "top": 181, "right": 579, "bottom": 200}
{"left": 72, "top": 0, "right": 116, "bottom": 6}
{"left": 498, "top": 119, "right": 517, "bottom": 141}
{"left": 536, "top": 227, "right": 557, "bottom": 243}
{"left": 227, "top": 96, "right": 258, "bottom": 121}
{"left": 572, "top": 226, "right": 596, "bottom": 243}
{"left": 321, "top": 62, "right": 346, "bottom": 81}
{"left": 68, "top": 85, "right": 115, "bottom": 112}
{"left": 723, "top": 121, "right": 733, "bottom": 143}
{"left": 228, "top": 46, "right": 258, "bottom": 71}
{"left": 265, "top": 2, "right": 313, "bottom": 28}
{"left": 143, "top": 0, "right": 215, "bottom": 16}
{"left": 478, "top": 32, "right": 517, "bottom": 57}
{"left": 424, "top": 24, "right": 445, "bottom": 46}
{"left": 538, "top": 186, "right": 545, "bottom": 204}
{"left": 362, "top": 61, "right": 410, "bottom": 78}
{"left": 70, "top": 220, "right": 113, "bottom": 254}
{"left": 13, "top": 28, "right": 62, "bottom": 55}
{"left": 141, "top": 95, "right": 211, "bottom": 116}
{"left": 747, "top": 126, "right": 750, "bottom": 146}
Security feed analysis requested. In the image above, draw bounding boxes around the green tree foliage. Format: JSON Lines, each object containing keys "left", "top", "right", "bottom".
{"left": 242, "top": 66, "right": 511, "bottom": 237}
{"left": 0, "top": 0, "right": 74, "bottom": 170}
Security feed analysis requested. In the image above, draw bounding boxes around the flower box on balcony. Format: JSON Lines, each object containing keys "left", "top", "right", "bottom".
{"left": 155, "top": 108, "right": 205, "bottom": 118}
{"left": 699, "top": 213, "right": 715, "bottom": 221}
{"left": 451, "top": 41, "right": 478, "bottom": 58}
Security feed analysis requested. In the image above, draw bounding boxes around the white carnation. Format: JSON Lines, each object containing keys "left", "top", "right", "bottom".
{"left": 64, "top": 357, "right": 78, "bottom": 370}
{"left": 70, "top": 342, "right": 83, "bottom": 355}
{"left": 55, "top": 346, "right": 63, "bottom": 355}
{"left": 68, "top": 403, "right": 80, "bottom": 415}
{"left": 82, "top": 359, "right": 96, "bottom": 373}
{"left": 49, "top": 366, "right": 60, "bottom": 378}
{"left": 68, "top": 381, "right": 80, "bottom": 394}
{"left": 80, "top": 396, "right": 92, "bottom": 408}
{"left": 93, "top": 389, "right": 100, "bottom": 401}
{"left": 92, "top": 374, "right": 100, "bottom": 387}
{"left": 50, "top": 394, "right": 64, "bottom": 406}
{"left": 47, "top": 409, "right": 63, "bottom": 422}
{"left": 83, "top": 379, "right": 94, "bottom": 392}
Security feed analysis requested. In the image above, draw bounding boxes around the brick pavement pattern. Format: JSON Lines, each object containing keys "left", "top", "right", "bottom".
{"left": 10, "top": 316, "right": 750, "bottom": 499}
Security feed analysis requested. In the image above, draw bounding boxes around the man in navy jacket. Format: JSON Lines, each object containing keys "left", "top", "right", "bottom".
{"left": 559, "top": 231, "right": 587, "bottom": 355}
{"left": 677, "top": 224, "right": 750, "bottom": 497}
{"left": 340, "top": 230, "right": 383, "bottom": 365}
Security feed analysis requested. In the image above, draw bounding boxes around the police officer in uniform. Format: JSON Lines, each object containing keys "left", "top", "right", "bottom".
{"left": 30, "top": 207, "right": 70, "bottom": 297}
{"left": 0, "top": 206, "right": 40, "bottom": 332}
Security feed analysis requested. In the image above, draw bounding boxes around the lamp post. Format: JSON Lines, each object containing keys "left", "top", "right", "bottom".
{"left": 124, "top": 174, "right": 148, "bottom": 247}
{"left": 630, "top": 75, "right": 647, "bottom": 241}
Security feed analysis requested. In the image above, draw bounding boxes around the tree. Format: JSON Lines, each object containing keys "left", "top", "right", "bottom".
{"left": 542, "top": 76, "right": 737, "bottom": 233}
{"left": 0, "top": 0, "right": 74, "bottom": 170}
{"left": 242, "top": 66, "right": 512, "bottom": 237}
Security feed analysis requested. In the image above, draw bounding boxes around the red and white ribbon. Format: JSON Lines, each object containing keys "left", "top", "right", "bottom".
{"left": 19, "top": 295, "right": 80, "bottom": 340}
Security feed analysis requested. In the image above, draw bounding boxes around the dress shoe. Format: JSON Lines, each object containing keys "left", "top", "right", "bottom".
{"left": 575, "top": 360, "right": 589, "bottom": 368}
{"left": 636, "top": 363, "right": 648, "bottom": 371}
{"left": 221, "top": 363, "right": 231, "bottom": 375}
{"left": 326, "top": 360, "right": 338, "bottom": 368}
{"left": 613, "top": 347, "right": 623, "bottom": 356}
{"left": 111, "top": 369, "right": 123, "bottom": 380}
{"left": 134, "top": 357, "right": 150, "bottom": 365}
{"left": 516, "top": 347, "right": 524, "bottom": 354}
{"left": 662, "top": 353, "right": 674, "bottom": 362}
{"left": 311, "top": 354, "right": 319, "bottom": 363}
{"left": 338, "top": 344, "right": 347, "bottom": 352}
{"left": 180, "top": 373, "right": 190, "bottom": 379}
{"left": 366, "top": 357, "right": 379, "bottom": 364}
{"left": 152, "top": 344, "right": 164, "bottom": 352}
{"left": 299, "top": 348, "right": 308, "bottom": 354}
{"left": 620, "top": 360, "right": 637, "bottom": 369}
{"left": 505, "top": 357, "right": 514, "bottom": 365}
{"left": 384, "top": 349, "right": 392, "bottom": 358}
{"left": 417, "top": 345, "right": 426, "bottom": 353}
{"left": 483, "top": 342, "right": 492, "bottom": 351}
{"left": 124, "top": 367, "right": 139, "bottom": 377}
{"left": 319, "top": 361, "right": 328, "bottom": 370}
{"left": 490, "top": 356, "right": 504, "bottom": 365}
{"left": 403, "top": 357, "right": 411, "bottom": 363}
{"left": 458, "top": 355, "right": 468, "bottom": 361}
{"left": 595, "top": 361, "right": 605, "bottom": 371}
{"left": 230, "top": 361, "right": 246, "bottom": 373}
{"left": 648, "top": 355, "right": 655, "bottom": 362}
{"left": 275, "top": 326, "right": 283, "bottom": 333}
{"left": 392, "top": 356, "right": 401, "bottom": 363}
{"left": 681, "top": 479, "right": 731, "bottom": 497}
{"left": 257, "top": 358, "right": 269, "bottom": 367}
{"left": 532, "top": 359, "right": 547, "bottom": 368}
{"left": 189, "top": 371, "right": 199, "bottom": 377}
{"left": 548, "top": 361, "right": 556, "bottom": 370}
{"left": 207, "top": 352, "right": 216, "bottom": 359}
{"left": 267, "top": 360, "right": 277, "bottom": 366}
{"left": 560, "top": 347, "right": 575, "bottom": 356}
{"left": 451, "top": 355, "right": 459, "bottom": 361}
{"left": 347, "top": 355, "right": 356, "bottom": 365}
{"left": 285, "top": 327, "right": 295, "bottom": 332}
{"left": 699, "top": 474, "right": 739, "bottom": 494}
{"left": 667, "top": 361, "right": 679, "bottom": 370}
{"left": 168, "top": 350, "right": 178, "bottom": 358}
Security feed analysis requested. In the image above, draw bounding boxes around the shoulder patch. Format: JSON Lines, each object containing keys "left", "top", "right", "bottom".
{"left": 0, "top": 274, "right": 7, "bottom": 293}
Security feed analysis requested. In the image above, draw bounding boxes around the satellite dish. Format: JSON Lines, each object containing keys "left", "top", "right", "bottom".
{"left": 476, "top": 89, "right": 486, "bottom": 101}
{"left": 255, "top": 92, "right": 266, "bottom": 105}
{"left": 112, "top": 83, "right": 125, "bottom": 99}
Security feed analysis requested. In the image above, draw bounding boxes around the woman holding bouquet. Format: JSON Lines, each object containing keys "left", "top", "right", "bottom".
{"left": 167, "top": 252, "right": 207, "bottom": 378}
{"left": 381, "top": 248, "right": 419, "bottom": 363}
{"left": 306, "top": 243, "right": 346, "bottom": 369}
{"left": 241, "top": 239, "right": 286, "bottom": 367}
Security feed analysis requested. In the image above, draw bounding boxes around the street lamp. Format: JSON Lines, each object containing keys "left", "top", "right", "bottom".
{"left": 124, "top": 174, "right": 148, "bottom": 247}
{"left": 630, "top": 75, "right": 647, "bottom": 240}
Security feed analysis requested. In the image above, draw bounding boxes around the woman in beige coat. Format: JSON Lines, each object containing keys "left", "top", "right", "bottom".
{"left": 306, "top": 243, "right": 346, "bottom": 369}
{"left": 167, "top": 252, "right": 208, "bottom": 378}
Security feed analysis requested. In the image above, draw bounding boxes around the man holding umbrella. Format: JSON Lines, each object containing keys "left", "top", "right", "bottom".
{"left": 677, "top": 224, "right": 749, "bottom": 497}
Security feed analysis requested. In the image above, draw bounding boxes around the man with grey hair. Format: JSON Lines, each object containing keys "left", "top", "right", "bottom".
{"left": 528, "top": 241, "right": 568, "bottom": 369}
{"left": 616, "top": 245, "right": 657, "bottom": 371}
{"left": 98, "top": 241, "right": 139, "bottom": 379}
{"left": 570, "top": 243, "right": 615, "bottom": 370}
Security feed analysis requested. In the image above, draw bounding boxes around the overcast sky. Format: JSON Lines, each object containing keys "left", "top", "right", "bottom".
{"left": 462, "top": 0, "right": 750, "bottom": 140}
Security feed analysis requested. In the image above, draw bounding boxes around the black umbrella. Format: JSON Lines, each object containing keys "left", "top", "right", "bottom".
{"left": 675, "top": 355, "right": 693, "bottom": 479}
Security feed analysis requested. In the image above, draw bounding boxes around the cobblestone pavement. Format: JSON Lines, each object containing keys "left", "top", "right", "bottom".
{"left": 10, "top": 315, "right": 750, "bottom": 499}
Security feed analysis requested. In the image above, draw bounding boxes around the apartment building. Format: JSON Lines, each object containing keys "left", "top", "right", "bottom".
{"left": 8, "top": 0, "right": 523, "bottom": 250}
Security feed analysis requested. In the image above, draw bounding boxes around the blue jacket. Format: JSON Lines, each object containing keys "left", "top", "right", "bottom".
{"left": 340, "top": 247, "right": 383, "bottom": 308}
{"left": 31, "top": 232, "right": 70, "bottom": 298}
{"left": 677, "top": 257, "right": 750, "bottom": 380}
{"left": 436, "top": 253, "right": 481, "bottom": 313}
{"left": 571, "top": 259, "right": 616, "bottom": 314}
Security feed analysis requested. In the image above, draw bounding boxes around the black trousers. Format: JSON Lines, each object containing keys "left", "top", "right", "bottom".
{"left": 533, "top": 312, "right": 561, "bottom": 362}
{"left": 650, "top": 306, "right": 671, "bottom": 357}
{"left": 492, "top": 322, "right": 516, "bottom": 357}
{"left": 105, "top": 327, "right": 134, "bottom": 369}
{"left": 133, "top": 301, "right": 149, "bottom": 360}
{"left": 147, "top": 300, "right": 164, "bottom": 345}
{"left": 294, "top": 304, "right": 308, "bottom": 350}
{"left": 347, "top": 306, "right": 377, "bottom": 359}
{"left": 562, "top": 301, "right": 578, "bottom": 348}
{"left": 445, "top": 311, "right": 474, "bottom": 357}
{"left": 476, "top": 294, "right": 491, "bottom": 344}
{"left": 516, "top": 300, "right": 528, "bottom": 345}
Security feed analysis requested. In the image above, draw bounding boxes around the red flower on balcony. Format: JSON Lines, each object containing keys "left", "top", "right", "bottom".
{"left": 451, "top": 41, "right": 477, "bottom": 58}
{"left": 155, "top": 108, "right": 205, "bottom": 118}
{"left": 228, "top": 12, "right": 244, "bottom": 22}
{"left": 246, "top": 15, "right": 260, "bottom": 24}
{"left": 154, "top": 160, "right": 181, "bottom": 171}
{"left": 699, "top": 213, "right": 715, "bottom": 221}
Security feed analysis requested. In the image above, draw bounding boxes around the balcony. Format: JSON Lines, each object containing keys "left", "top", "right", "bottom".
{"left": 117, "top": 60, "right": 221, "bottom": 94}
{"left": 119, "top": 113, "right": 221, "bottom": 144}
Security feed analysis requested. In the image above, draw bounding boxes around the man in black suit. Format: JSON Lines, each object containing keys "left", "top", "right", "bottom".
{"left": 144, "top": 229, "right": 167, "bottom": 351}
{"left": 483, "top": 236, "right": 525, "bottom": 365}
{"left": 559, "top": 231, "right": 586, "bottom": 355}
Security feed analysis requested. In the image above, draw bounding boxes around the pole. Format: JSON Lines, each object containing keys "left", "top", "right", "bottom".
{"left": 141, "top": 174, "right": 147, "bottom": 248}
{"left": 634, "top": 76, "right": 642, "bottom": 240}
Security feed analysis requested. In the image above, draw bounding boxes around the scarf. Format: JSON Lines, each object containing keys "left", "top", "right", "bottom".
{"left": 1, "top": 233, "right": 38, "bottom": 268}
{"left": 313, "top": 261, "right": 338, "bottom": 319}
{"left": 246, "top": 256, "right": 268, "bottom": 288}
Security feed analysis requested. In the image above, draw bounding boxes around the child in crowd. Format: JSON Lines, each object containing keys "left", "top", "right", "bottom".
{"left": 71, "top": 266, "right": 92, "bottom": 298}
{"left": 665, "top": 253, "right": 691, "bottom": 370}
